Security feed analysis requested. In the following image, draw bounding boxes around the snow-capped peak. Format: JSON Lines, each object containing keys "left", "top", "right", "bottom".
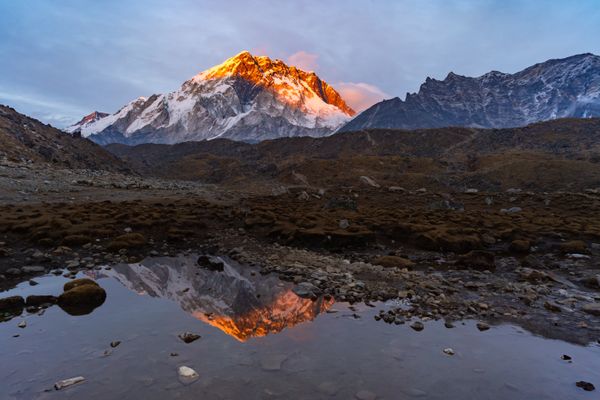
{"left": 76, "top": 52, "right": 355, "bottom": 144}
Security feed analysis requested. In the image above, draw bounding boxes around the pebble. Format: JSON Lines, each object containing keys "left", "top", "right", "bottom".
{"left": 110, "top": 341, "right": 121, "bottom": 348}
{"left": 443, "top": 348, "right": 455, "bottom": 356}
{"left": 177, "top": 365, "right": 199, "bottom": 379}
{"left": 17, "top": 320, "right": 26, "bottom": 328}
{"left": 54, "top": 376, "right": 85, "bottom": 390}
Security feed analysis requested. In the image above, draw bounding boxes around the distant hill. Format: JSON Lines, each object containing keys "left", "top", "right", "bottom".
{"left": 107, "top": 118, "right": 600, "bottom": 192}
{"left": 0, "top": 105, "right": 130, "bottom": 172}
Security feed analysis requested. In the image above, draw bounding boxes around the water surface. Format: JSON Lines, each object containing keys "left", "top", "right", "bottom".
{"left": 1, "top": 256, "right": 598, "bottom": 399}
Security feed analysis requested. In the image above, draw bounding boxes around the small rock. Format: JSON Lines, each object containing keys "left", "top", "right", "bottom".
{"left": 443, "top": 348, "right": 455, "bottom": 356}
{"left": 500, "top": 207, "right": 522, "bottom": 214}
{"left": 339, "top": 219, "right": 350, "bottom": 229}
{"left": 544, "top": 301, "right": 562, "bottom": 313}
{"left": 582, "top": 303, "right": 600, "bottom": 316}
{"left": 110, "top": 341, "right": 121, "bottom": 348}
{"left": 178, "top": 332, "right": 201, "bottom": 344}
{"left": 476, "top": 322, "right": 490, "bottom": 331}
{"left": 410, "top": 321, "right": 424, "bottom": 331}
{"left": 17, "top": 320, "right": 26, "bottom": 328}
{"left": 561, "top": 354, "right": 572, "bottom": 361}
{"left": 359, "top": 176, "right": 380, "bottom": 188}
{"left": 21, "top": 266, "right": 45, "bottom": 274}
{"left": 177, "top": 365, "right": 199, "bottom": 380}
{"left": 576, "top": 381, "right": 595, "bottom": 391}
{"left": 54, "top": 376, "right": 85, "bottom": 390}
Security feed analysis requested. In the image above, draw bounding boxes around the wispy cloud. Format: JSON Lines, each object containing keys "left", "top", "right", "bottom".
{"left": 287, "top": 51, "right": 319, "bottom": 72}
{"left": 0, "top": 89, "right": 88, "bottom": 127}
{"left": 334, "top": 82, "right": 390, "bottom": 112}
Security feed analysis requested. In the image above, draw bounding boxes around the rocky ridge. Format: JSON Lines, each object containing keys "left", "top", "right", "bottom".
{"left": 341, "top": 53, "right": 600, "bottom": 132}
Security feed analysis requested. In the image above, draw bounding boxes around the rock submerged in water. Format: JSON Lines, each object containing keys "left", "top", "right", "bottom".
{"left": 177, "top": 366, "right": 199, "bottom": 384}
{"left": 477, "top": 322, "right": 490, "bottom": 331}
{"left": 58, "top": 278, "right": 106, "bottom": 316}
{"left": 54, "top": 376, "right": 85, "bottom": 390}
{"left": 178, "top": 332, "right": 201, "bottom": 343}
{"left": 410, "top": 321, "right": 424, "bottom": 331}
{"left": 576, "top": 381, "right": 595, "bottom": 391}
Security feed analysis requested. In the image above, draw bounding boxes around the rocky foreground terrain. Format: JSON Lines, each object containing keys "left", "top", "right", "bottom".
{"left": 1, "top": 160, "right": 599, "bottom": 344}
{"left": 0, "top": 108, "right": 599, "bottom": 346}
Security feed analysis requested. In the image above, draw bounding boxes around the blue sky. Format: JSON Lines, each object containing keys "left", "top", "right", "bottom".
{"left": 1, "top": 0, "right": 599, "bottom": 127}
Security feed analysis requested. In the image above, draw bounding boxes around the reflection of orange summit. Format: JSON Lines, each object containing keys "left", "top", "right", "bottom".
{"left": 193, "top": 51, "right": 356, "bottom": 117}
{"left": 193, "top": 289, "right": 334, "bottom": 342}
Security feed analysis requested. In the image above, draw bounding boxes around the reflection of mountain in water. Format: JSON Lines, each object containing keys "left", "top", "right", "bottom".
{"left": 105, "top": 256, "right": 333, "bottom": 341}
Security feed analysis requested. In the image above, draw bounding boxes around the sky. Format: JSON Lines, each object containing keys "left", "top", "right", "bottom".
{"left": 1, "top": 0, "right": 599, "bottom": 127}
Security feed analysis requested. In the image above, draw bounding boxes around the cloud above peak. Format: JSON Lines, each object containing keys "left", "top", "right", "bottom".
{"left": 287, "top": 51, "right": 319, "bottom": 72}
{"left": 334, "top": 82, "right": 390, "bottom": 112}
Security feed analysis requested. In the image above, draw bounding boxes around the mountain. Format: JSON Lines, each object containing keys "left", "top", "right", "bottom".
{"left": 340, "top": 53, "right": 600, "bottom": 132}
{"left": 75, "top": 51, "right": 355, "bottom": 145}
{"left": 66, "top": 111, "right": 109, "bottom": 134}
{"left": 103, "top": 256, "right": 332, "bottom": 341}
{"left": 0, "top": 105, "right": 130, "bottom": 172}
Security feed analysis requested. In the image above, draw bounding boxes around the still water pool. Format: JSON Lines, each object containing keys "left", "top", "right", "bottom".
{"left": 1, "top": 255, "right": 598, "bottom": 399}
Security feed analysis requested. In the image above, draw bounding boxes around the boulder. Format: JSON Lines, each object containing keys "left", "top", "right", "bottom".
{"left": 64, "top": 278, "right": 99, "bottom": 292}
{"left": 0, "top": 296, "right": 25, "bottom": 311}
{"left": 58, "top": 279, "right": 106, "bottom": 316}
{"left": 26, "top": 295, "right": 57, "bottom": 306}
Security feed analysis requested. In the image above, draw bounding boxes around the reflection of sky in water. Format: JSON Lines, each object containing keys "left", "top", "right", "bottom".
{"left": 0, "top": 256, "right": 599, "bottom": 400}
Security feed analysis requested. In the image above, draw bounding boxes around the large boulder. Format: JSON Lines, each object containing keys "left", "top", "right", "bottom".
{"left": 0, "top": 296, "right": 25, "bottom": 311}
{"left": 58, "top": 278, "right": 106, "bottom": 315}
